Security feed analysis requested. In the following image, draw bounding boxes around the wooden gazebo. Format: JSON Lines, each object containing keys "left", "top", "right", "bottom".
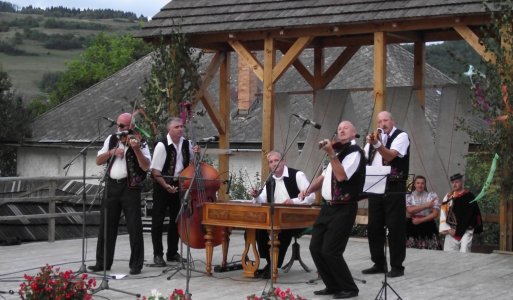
{"left": 137, "top": 0, "right": 511, "bottom": 250}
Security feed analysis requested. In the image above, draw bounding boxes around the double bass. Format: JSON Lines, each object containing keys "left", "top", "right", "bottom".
{"left": 177, "top": 103, "right": 225, "bottom": 249}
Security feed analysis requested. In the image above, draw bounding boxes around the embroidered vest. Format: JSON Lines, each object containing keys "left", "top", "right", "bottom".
{"left": 264, "top": 168, "right": 300, "bottom": 203}
{"left": 383, "top": 129, "right": 410, "bottom": 180}
{"left": 159, "top": 138, "right": 191, "bottom": 183}
{"left": 108, "top": 135, "right": 147, "bottom": 189}
{"left": 331, "top": 144, "right": 366, "bottom": 202}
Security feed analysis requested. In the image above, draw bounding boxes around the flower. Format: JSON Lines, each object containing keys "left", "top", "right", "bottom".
{"left": 139, "top": 289, "right": 187, "bottom": 300}
{"left": 247, "top": 287, "right": 306, "bottom": 300}
{"left": 19, "top": 264, "right": 96, "bottom": 300}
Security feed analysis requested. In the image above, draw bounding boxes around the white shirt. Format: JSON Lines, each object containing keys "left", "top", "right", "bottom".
{"left": 98, "top": 135, "right": 152, "bottom": 180}
{"left": 321, "top": 140, "right": 361, "bottom": 200}
{"left": 253, "top": 166, "right": 315, "bottom": 205}
{"left": 151, "top": 135, "right": 194, "bottom": 177}
{"left": 364, "top": 127, "right": 410, "bottom": 166}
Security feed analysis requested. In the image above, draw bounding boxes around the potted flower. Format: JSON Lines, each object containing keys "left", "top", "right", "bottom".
{"left": 247, "top": 287, "right": 306, "bottom": 300}
{"left": 19, "top": 264, "right": 96, "bottom": 300}
{"left": 139, "top": 288, "right": 186, "bottom": 300}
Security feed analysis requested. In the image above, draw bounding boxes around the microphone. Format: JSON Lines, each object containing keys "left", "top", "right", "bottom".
{"left": 115, "top": 129, "right": 133, "bottom": 136}
{"left": 292, "top": 114, "right": 321, "bottom": 129}
{"left": 199, "top": 136, "right": 219, "bottom": 142}
{"left": 102, "top": 116, "right": 116, "bottom": 127}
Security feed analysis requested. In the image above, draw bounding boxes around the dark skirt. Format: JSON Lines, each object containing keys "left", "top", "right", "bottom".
{"left": 405, "top": 218, "right": 443, "bottom": 250}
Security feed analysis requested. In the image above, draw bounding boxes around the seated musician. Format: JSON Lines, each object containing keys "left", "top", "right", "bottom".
{"left": 249, "top": 150, "right": 315, "bottom": 279}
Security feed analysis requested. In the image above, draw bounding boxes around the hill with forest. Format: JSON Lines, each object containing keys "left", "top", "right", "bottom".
{"left": 0, "top": 1, "right": 148, "bottom": 102}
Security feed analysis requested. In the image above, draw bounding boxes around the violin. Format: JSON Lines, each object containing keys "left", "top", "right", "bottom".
{"left": 318, "top": 138, "right": 351, "bottom": 152}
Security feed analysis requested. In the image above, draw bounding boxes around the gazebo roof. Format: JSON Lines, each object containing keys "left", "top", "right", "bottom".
{"left": 137, "top": 0, "right": 495, "bottom": 49}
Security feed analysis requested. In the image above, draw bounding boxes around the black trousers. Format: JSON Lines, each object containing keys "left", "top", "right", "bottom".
{"left": 95, "top": 179, "right": 144, "bottom": 270}
{"left": 309, "top": 202, "right": 358, "bottom": 292}
{"left": 256, "top": 228, "right": 302, "bottom": 268}
{"left": 367, "top": 182, "right": 407, "bottom": 271}
{"left": 151, "top": 183, "right": 181, "bottom": 257}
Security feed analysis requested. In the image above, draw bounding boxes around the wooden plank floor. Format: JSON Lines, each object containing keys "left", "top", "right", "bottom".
{"left": 1, "top": 231, "right": 513, "bottom": 299}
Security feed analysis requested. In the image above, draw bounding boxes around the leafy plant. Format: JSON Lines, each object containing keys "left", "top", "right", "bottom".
{"left": 19, "top": 265, "right": 96, "bottom": 300}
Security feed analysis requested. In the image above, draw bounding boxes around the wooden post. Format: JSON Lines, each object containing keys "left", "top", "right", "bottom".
{"left": 413, "top": 39, "right": 426, "bottom": 108}
{"left": 48, "top": 180, "right": 56, "bottom": 242}
{"left": 261, "top": 36, "right": 275, "bottom": 180}
{"left": 218, "top": 51, "right": 230, "bottom": 201}
{"left": 373, "top": 31, "right": 387, "bottom": 127}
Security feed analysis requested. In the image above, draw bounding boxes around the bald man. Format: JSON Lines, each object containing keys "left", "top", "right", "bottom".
{"left": 88, "top": 112, "right": 151, "bottom": 275}
{"left": 300, "top": 121, "right": 366, "bottom": 299}
{"left": 362, "top": 111, "right": 410, "bottom": 278}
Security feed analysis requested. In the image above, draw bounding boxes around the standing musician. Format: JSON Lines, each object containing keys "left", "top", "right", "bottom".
{"left": 250, "top": 150, "right": 315, "bottom": 279}
{"left": 439, "top": 173, "right": 483, "bottom": 252}
{"left": 362, "top": 110, "right": 410, "bottom": 278}
{"left": 299, "top": 121, "right": 365, "bottom": 299}
{"left": 150, "top": 117, "right": 200, "bottom": 267}
{"left": 89, "top": 112, "right": 151, "bottom": 275}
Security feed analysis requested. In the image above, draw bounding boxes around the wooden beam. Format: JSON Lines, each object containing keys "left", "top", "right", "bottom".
{"left": 272, "top": 36, "right": 313, "bottom": 83}
{"left": 292, "top": 59, "right": 315, "bottom": 88}
{"left": 313, "top": 46, "right": 324, "bottom": 90}
{"left": 320, "top": 46, "right": 360, "bottom": 89}
{"left": 200, "top": 89, "right": 226, "bottom": 135}
{"left": 454, "top": 25, "right": 496, "bottom": 64}
{"left": 217, "top": 52, "right": 230, "bottom": 200}
{"left": 201, "top": 52, "right": 225, "bottom": 88}
{"left": 261, "top": 36, "right": 275, "bottom": 180}
{"left": 372, "top": 31, "right": 387, "bottom": 126}
{"left": 413, "top": 39, "right": 426, "bottom": 108}
{"left": 186, "top": 15, "right": 491, "bottom": 48}
{"left": 228, "top": 40, "right": 264, "bottom": 81}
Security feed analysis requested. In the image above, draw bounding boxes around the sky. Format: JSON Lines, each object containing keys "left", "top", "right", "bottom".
{"left": 8, "top": 0, "right": 170, "bottom": 18}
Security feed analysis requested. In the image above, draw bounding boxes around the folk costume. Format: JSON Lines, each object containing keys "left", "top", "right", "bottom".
{"left": 253, "top": 166, "right": 314, "bottom": 273}
{"left": 310, "top": 140, "right": 366, "bottom": 295}
{"left": 406, "top": 190, "right": 442, "bottom": 250}
{"left": 440, "top": 188, "right": 483, "bottom": 252}
{"left": 94, "top": 134, "right": 150, "bottom": 272}
{"left": 151, "top": 135, "right": 193, "bottom": 261}
{"left": 363, "top": 127, "right": 410, "bottom": 274}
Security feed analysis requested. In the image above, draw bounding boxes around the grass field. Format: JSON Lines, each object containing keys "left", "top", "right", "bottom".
{"left": 0, "top": 11, "right": 144, "bottom": 103}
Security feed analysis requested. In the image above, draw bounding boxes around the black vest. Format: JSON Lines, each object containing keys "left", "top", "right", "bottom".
{"left": 264, "top": 168, "right": 300, "bottom": 203}
{"left": 108, "top": 135, "right": 147, "bottom": 189}
{"left": 384, "top": 129, "right": 410, "bottom": 180}
{"left": 159, "top": 137, "right": 191, "bottom": 183}
{"left": 332, "top": 144, "right": 366, "bottom": 202}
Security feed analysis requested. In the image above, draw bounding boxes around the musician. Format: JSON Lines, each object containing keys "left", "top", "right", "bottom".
{"left": 150, "top": 117, "right": 199, "bottom": 266}
{"left": 250, "top": 150, "right": 315, "bottom": 279}
{"left": 88, "top": 112, "right": 151, "bottom": 275}
{"left": 362, "top": 110, "right": 410, "bottom": 278}
{"left": 299, "top": 121, "right": 365, "bottom": 299}
{"left": 439, "top": 173, "right": 483, "bottom": 252}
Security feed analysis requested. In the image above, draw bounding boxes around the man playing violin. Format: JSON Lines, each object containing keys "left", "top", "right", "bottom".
{"left": 88, "top": 112, "right": 151, "bottom": 275}
{"left": 250, "top": 150, "right": 315, "bottom": 279}
{"left": 362, "top": 110, "right": 410, "bottom": 278}
{"left": 299, "top": 120, "right": 365, "bottom": 299}
{"left": 150, "top": 117, "right": 200, "bottom": 267}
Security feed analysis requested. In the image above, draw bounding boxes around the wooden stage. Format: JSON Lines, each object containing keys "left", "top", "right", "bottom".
{"left": 0, "top": 231, "right": 512, "bottom": 299}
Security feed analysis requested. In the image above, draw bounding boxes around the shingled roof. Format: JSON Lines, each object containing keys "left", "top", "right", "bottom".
{"left": 137, "top": 0, "right": 493, "bottom": 47}
{"left": 26, "top": 44, "right": 454, "bottom": 146}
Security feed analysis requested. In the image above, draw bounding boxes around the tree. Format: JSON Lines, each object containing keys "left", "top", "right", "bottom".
{"left": 140, "top": 34, "right": 202, "bottom": 141}
{"left": 32, "top": 33, "right": 151, "bottom": 115}
{"left": 0, "top": 67, "right": 31, "bottom": 176}
{"left": 463, "top": 1, "right": 513, "bottom": 250}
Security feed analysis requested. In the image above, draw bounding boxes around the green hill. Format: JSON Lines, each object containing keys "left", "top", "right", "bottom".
{"left": 0, "top": 9, "right": 146, "bottom": 102}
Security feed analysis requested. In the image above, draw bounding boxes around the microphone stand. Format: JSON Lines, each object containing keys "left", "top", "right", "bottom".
{"left": 62, "top": 121, "right": 115, "bottom": 274}
{"left": 165, "top": 140, "right": 213, "bottom": 300}
{"left": 259, "top": 120, "right": 310, "bottom": 296}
